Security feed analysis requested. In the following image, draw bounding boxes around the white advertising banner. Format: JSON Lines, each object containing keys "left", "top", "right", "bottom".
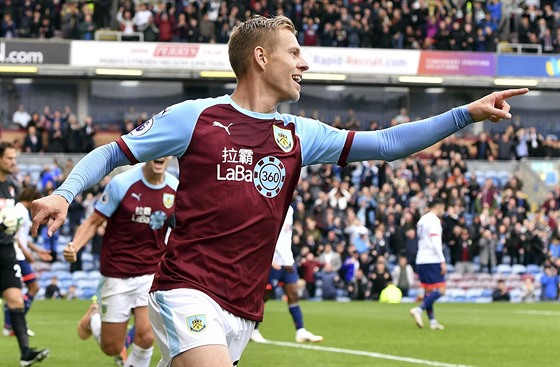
{"left": 71, "top": 41, "right": 420, "bottom": 75}
{"left": 71, "top": 41, "right": 232, "bottom": 70}
{"left": 301, "top": 47, "right": 420, "bottom": 75}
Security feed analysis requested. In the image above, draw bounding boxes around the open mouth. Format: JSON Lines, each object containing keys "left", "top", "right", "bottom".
{"left": 292, "top": 75, "right": 302, "bottom": 84}
{"left": 153, "top": 158, "right": 165, "bottom": 166}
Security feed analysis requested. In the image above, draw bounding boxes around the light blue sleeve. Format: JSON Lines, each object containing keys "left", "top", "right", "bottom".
{"left": 290, "top": 115, "right": 349, "bottom": 166}
{"left": 347, "top": 106, "right": 474, "bottom": 162}
{"left": 94, "top": 174, "right": 129, "bottom": 218}
{"left": 52, "top": 142, "right": 130, "bottom": 204}
{"left": 119, "top": 97, "right": 220, "bottom": 163}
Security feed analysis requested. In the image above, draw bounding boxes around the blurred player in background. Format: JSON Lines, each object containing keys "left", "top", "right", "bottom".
{"left": 409, "top": 198, "right": 447, "bottom": 330}
{"left": 0, "top": 141, "right": 49, "bottom": 366}
{"left": 3, "top": 187, "right": 52, "bottom": 337}
{"left": 32, "top": 15, "right": 528, "bottom": 367}
{"left": 251, "top": 205, "right": 323, "bottom": 344}
{"left": 63, "top": 158, "right": 177, "bottom": 367}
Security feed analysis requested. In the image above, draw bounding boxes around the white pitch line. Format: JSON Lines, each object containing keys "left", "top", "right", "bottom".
{"left": 264, "top": 340, "right": 475, "bottom": 367}
{"left": 514, "top": 310, "right": 560, "bottom": 316}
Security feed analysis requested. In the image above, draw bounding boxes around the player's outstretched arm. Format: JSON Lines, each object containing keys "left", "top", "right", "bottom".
{"left": 346, "top": 88, "right": 529, "bottom": 163}
{"left": 467, "top": 88, "right": 529, "bottom": 122}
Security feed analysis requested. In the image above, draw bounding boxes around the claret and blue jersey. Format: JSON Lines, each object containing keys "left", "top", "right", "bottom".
{"left": 117, "top": 95, "right": 352, "bottom": 321}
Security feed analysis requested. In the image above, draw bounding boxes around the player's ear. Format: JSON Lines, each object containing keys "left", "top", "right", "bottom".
{"left": 254, "top": 46, "right": 267, "bottom": 71}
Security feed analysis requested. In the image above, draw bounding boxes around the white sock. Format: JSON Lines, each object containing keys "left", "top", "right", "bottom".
{"left": 90, "top": 312, "right": 102, "bottom": 345}
{"left": 125, "top": 343, "right": 154, "bottom": 367}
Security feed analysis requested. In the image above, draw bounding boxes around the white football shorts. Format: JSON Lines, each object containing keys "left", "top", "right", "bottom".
{"left": 97, "top": 274, "right": 154, "bottom": 323}
{"left": 148, "top": 288, "right": 255, "bottom": 367}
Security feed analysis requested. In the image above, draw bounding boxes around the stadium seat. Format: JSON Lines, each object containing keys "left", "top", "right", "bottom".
{"left": 498, "top": 171, "right": 510, "bottom": 187}
{"left": 526, "top": 264, "right": 541, "bottom": 275}
{"left": 511, "top": 264, "right": 527, "bottom": 275}
{"left": 485, "top": 170, "right": 499, "bottom": 186}
{"left": 82, "top": 261, "right": 95, "bottom": 271}
{"left": 448, "top": 288, "right": 467, "bottom": 303}
{"left": 496, "top": 264, "right": 512, "bottom": 275}
{"left": 81, "top": 287, "right": 97, "bottom": 300}
{"left": 76, "top": 279, "right": 91, "bottom": 289}
{"left": 35, "top": 287, "right": 46, "bottom": 299}
{"left": 81, "top": 252, "right": 94, "bottom": 263}
{"left": 54, "top": 270, "right": 72, "bottom": 282}
{"left": 509, "top": 289, "right": 522, "bottom": 303}
{"left": 466, "top": 288, "right": 484, "bottom": 302}
{"left": 72, "top": 271, "right": 89, "bottom": 282}
{"left": 407, "top": 288, "right": 420, "bottom": 299}
{"left": 60, "top": 279, "right": 74, "bottom": 289}
{"left": 88, "top": 270, "right": 101, "bottom": 281}
{"left": 481, "top": 288, "right": 494, "bottom": 298}
{"left": 50, "top": 261, "right": 70, "bottom": 272}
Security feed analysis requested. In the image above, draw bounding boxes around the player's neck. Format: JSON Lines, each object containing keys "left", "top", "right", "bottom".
{"left": 142, "top": 171, "right": 164, "bottom": 186}
{"left": 231, "top": 83, "right": 278, "bottom": 114}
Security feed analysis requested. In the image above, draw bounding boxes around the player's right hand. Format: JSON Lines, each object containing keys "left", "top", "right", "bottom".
{"left": 31, "top": 194, "right": 69, "bottom": 237}
{"left": 63, "top": 243, "right": 77, "bottom": 263}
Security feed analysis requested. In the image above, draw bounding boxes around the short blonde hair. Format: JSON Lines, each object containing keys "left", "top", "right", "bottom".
{"left": 228, "top": 15, "right": 296, "bottom": 79}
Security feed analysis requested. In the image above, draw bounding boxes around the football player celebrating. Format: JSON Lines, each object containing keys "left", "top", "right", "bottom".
{"left": 63, "top": 158, "right": 177, "bottom": 367}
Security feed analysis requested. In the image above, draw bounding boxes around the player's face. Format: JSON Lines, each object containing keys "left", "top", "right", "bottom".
{"left": 0, "top": 148, "right": 17, "bottom": 176}
{"left": 265, "top": 29, "right": 309, "bottom": 104}
{"left": 146, "top": 157, "right": 171, "bottom": 175}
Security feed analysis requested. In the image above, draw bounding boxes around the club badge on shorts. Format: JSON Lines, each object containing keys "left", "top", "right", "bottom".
{"left": 186, "top": 314, "right": 207, "bottom": 333}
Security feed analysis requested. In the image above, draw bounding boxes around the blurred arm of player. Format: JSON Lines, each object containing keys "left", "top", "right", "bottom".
{"left": 64, "top": 212, "right": 106, "bottom": 263}
{"left": 16, "top": 238, "right": 35, "bottom": 263}
{"left": 440, "top": 262, "right": 447, "bottom": 276}
{"left": 31, "top": 143, "right": 129, "bottom": 238}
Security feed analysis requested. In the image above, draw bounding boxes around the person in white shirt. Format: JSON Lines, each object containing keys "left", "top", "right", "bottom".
{"left": 409, "top": 198, "right": 447, "bottom": 330}
{"left": 250, "top": 205, "right": 323, "bottom": 344}
{"left": 12, "top": 104, "right": 32, "bottom": 129}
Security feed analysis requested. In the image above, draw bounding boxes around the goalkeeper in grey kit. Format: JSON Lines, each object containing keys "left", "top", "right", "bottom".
{"left": 0, "top": 141, "right": 49, "bottom": 367}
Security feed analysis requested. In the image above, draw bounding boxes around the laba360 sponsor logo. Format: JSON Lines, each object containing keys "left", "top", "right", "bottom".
{"left": 0, "top": 42, "right": 44, "bottom": 64}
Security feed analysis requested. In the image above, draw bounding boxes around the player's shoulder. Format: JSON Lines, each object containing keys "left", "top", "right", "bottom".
{"left": 112, "top": 166, "right": 144, "bottom": 188}
{"left": 278, "top": 112, "right": 319, "bottom": 127}
{"left": 164, "top": 95, "right": 231, "bottom": 116}
{"left": 164, "top": 171, "right": 179, "bottom": 190}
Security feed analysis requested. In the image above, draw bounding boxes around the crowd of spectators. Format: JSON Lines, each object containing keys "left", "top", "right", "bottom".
{"left": 9, "top": 103, "right": 96, "bottom": 154}
{"left": 1, "top": 0, "right": 559, "bottom": 53}
{"left": 8, "top": 101, "right": 560, "bottom": 159}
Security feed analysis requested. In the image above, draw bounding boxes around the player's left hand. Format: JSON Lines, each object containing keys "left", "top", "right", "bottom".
{"left": 31, "top": 194, "right": 69, "bottom": 237}
{"left": 467, "top": 88, "right": 528, "bottom": 123}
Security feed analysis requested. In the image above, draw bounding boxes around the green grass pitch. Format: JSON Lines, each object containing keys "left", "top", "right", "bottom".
{"left": 1, "top": 300, "right": 558, "bottom": 366}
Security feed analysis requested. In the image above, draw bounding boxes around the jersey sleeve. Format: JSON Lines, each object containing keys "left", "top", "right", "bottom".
{"left": 292, "top": 115, "right": 351, "bottom": 166}
{"left": 94, "top": 176, "right": 128, "bottom": 218}
{"left": 347, "top": 106, "right": 473, "bottom": 162}
{"left": 117, "top": 100, "right": 201, "bottom": 163}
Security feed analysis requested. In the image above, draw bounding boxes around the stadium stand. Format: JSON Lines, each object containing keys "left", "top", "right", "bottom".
{"left": 2, "top": 0, "right": 558, "bottom": 305}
